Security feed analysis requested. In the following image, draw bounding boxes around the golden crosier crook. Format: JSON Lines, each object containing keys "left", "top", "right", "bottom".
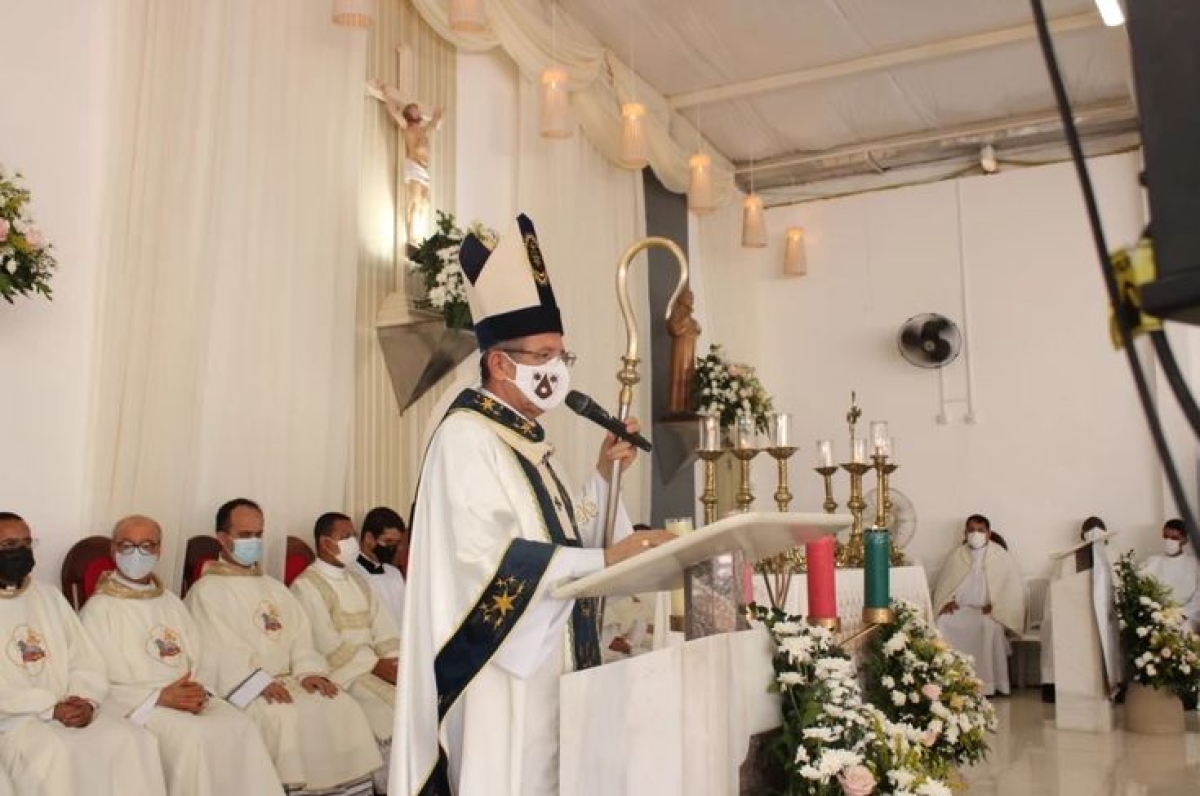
{"left": 601, "top": 237, "right": 690, "bottom": 547}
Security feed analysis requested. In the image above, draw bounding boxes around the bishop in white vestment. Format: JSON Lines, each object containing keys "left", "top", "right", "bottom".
{"left": 186, "top": 499, "right": 382, "bottom": 794}
{"left": 292, "top": 512, "right": 401, "bottom": 793}
{"left": 932, "top": 515, "right": 1026, "bottom": 697}
{"left": 0, "top": 512, "right": 167, "bottom": 796}
{"left": 392, "top": 215, "right": 673, "bottom": 796}
{"left": 80, "top": 515, "right": 283, "bottom": 796}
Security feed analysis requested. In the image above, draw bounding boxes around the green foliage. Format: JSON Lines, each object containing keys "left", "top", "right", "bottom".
{"left": 407, "top": 210, "right": 494, "bottom": 330}
{"left": 0, "top": 167, "right": 57, "bottom": 304}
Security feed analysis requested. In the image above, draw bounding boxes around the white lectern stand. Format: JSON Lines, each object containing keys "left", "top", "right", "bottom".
{"left": 555, "top": 512, "right": 851, "bottom": 796}
{"left": 1051, "top": 569, "right": 1115, "bottom": 731}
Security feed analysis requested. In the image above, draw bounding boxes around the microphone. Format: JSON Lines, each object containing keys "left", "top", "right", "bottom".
{"left": 565, "top": 390, "right": 653, "bottom": 452}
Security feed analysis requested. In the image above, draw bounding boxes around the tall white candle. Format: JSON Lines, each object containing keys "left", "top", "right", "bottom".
{"left": 817, "top": 439, "right": 834, "bottom": 468}
{"left": 699, "top": 416, "right": 721, "bottom": 451}
{"left": 735, "top": 415, "right": 756, "bottom": 449}
{"left": 869, "top": 421, "right": 889, "bottom": 455}
{"left": 769, "top": 412, "right": 791, "bottom": 448}
{"left": 851, "top": 438, "right": 867, "bottom": 464}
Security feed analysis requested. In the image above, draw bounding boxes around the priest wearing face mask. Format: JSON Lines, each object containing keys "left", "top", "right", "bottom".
{"left": 80, "top": 514, "right": 283, "bottom": 796}
{"left": 184, "top": 499, "right": 382, "bottom": 795}
{"left": 392, "top": 214, "right": 676, "bottom": 796}
{"left": 0, "top": 512, "right": 167, "bottom": 796}
{"left": 1142, "top": 518, "right": 1200, "bottom": 632}
{"left": 291, "top": 512, "right": 400, "bottom": 795}
{"left": 931, "top": 514, "right": 1026, "bottom": 697}
{"left": 353, "top": 506, "right": 408, "bottom": 630}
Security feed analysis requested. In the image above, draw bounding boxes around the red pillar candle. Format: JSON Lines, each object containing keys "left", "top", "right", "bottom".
{"left": 805, "top": 535, "right": 837, "bottom": 621}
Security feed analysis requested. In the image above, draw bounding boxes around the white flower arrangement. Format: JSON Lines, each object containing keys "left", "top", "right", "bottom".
{"left": 408, "top": 211, "right": 496, "bottom": 330}
{"left": 0, "top": 166, "right": 57, "bottom": 303}
{"left": 692, "top": 343, "right": 774, "bottom": 432}
{"left": 1115, "top": 551, "right": 1200, "bottom": 700}
{"left": 749, "top": 604, "right": 975, "bottom": 795}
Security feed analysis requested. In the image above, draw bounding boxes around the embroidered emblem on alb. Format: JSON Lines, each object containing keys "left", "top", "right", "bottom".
{"left": 575, "top": 497, "right": 599, "bottom": 524}
{"left": 256, "top": 601, "right": 284, "bottom": 639}
{"left": 147, "top": 625, "right": 184, "bottom": 665}
{"left": 7, "top": 624, "right": 47, "bottom": 674}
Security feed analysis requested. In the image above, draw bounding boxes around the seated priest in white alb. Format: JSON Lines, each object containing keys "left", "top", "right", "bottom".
{"left": 1142, "top": 518, "right": 1200, "bottom": 631}
{"left": 932, "top": 513, "right": 1026, "bottom": 697}
{"left": 0, "top": 512, "right": 167, "bottom": 796}
{"left": 392, "top": 214, "right": 675, "bottom": 796}
{"left": 185, "top": 499, "right": 382, "bottom": 795}
{"left": 352, "top": 506, "right": 408, "bottom": 631}
{"left": 80, "top": 515, "right": 283, "bottom": 796}
{"left": 291, "top": 512, "right": 399, "bottom": 794}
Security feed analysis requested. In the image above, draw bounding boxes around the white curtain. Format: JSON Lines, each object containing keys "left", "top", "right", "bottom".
{"left": 88, "top": 0, "right": 368, "bottom": 584}
{"left": 410, "top": 0, "right": 737, "bottom": 206}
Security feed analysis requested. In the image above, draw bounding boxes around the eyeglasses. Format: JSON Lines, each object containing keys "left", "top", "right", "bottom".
{"left": 500, "top": 348, "right": 577, "bottom": 368}
{"left": 0, "top": 538, "right": 37, "bottom": 551}
{"left": 115, "top": 541, "right": 160, "bottom": 555}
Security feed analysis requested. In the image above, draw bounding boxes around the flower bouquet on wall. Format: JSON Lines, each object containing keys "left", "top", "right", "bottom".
{"left": 407, "top": 210, "right": 496, "bottom": 330}
{"left": 749, "top": 603, "right": 992, "bottom": 795}
{"left": 0, "top": 167, "right": 57, "bottom": 303}
{"left": 692, "top": 343, "right": 774, "bottom": 433}
{"left": 1114, "top": 552, "right": 1200, "bottom": 701}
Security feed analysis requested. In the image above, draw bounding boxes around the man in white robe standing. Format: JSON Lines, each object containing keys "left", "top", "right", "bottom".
{"left": 1142, "top": 518, "right": 1200, "bottom": 631}
{"left": 186, "top": 499, "right": 382, "bottom": 795}
{"left": 391, "top": 214, "right": 675, "bottom": 796}
{"left": 353, "top": 506, "right": 408, "bottom": 630}
{"left": 932, "top": 513, "right": 1026, "bottom": 697}
{"left": 292, "top": 511, "right": 400, "bottom": 794}
{"left": 80, "top": 514, "right": 284, "bottom": 796}
{"left": 0, "top": 512, "right": 167, "bottom": 796}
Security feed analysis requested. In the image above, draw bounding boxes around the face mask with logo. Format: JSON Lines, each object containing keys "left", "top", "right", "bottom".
{"left": 505, "top": 354, "right": 570, "bottom": 412}
{"left": 966, "top": 531, "right": 989, "bottom": 550}
{"left": 116, "top": 549, "right": 158, "bottom": 581}
{"left": 1164, "top": 538, "right": 1184, "bottom": 556}
{"left": 0, "top": 547, "right": 34, "bottom": 587}
{"left": 336, "top": 536, "right": 361, "bottom": 567}
{"left": 231, "top": 537, "right": 264, "bottom": 567}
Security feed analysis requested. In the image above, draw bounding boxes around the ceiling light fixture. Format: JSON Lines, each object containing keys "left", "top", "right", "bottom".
{"left": 449, "top": 0, "right": 488, "bottom": 33}
{"left": 783, "top": 227, "right": 807, "bottom": 275}
{"left": 331, "top": 0, "right": 377, "bottom": 28}
{"left": 540, "top": 4, "right": 573, "bottom": 139}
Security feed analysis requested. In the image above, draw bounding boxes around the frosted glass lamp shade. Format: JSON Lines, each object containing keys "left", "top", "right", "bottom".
{"left": 783, "top": 226, "right": 807, "bottom": 275}
{"left": 449, "top": 0, "right": 488, "bottom": 32}
{"left": 332, "top": 0, "right": 376, "bottom": 27}
{"left": 540, "top": 67, "right": 573, "bottom": 139}
{"left": 620, "top": 103, "right": 649, "bottom": 170}
{"left": 687, "top": 152, "right": 716, "bottom": 214}
{"left": 742, "top": 193, "right": 767, "bottom": 248}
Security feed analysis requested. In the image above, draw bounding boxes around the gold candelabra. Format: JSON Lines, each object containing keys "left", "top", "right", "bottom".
{"left": 766, "top": 446, "right": 798, "bottom": 511}
{"left": 815, "top": 465, "right": 839, "bottom": 513}
{"left": 730, "top": 446, "right": 761, "bottom": 512}
{"left": 836, "top": 462, "right": 871, "bottom": 567}
{"left": 697, "top": 448, "right": 725, "bottom": 525}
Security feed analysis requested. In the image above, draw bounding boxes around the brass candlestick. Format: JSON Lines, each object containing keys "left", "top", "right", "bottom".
{"left": 766, "top": 446, "right": 798, "bottom": 511}
{"left": 815, "top": 465, "right": 839, "bottom": 514}
{"left": 730, "top": 446, "right": 761, "bottom": 512}
{"left": 870, "top": 454, "right": 900, "bottom": 529}
{"left": 837, "top": 461, "right": 871, "bottom": 567}
{"left": 697, "top": 449, "right": 725, "bottom": 525}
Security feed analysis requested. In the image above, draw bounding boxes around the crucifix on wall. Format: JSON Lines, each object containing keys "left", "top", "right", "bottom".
{"left": 367, "top": 45, "right": 443, "bottom": 257}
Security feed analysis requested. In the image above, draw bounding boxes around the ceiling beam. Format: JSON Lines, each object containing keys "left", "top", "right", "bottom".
{"left": 733, "top": 99, "right": 1138, "bottom": 176}
{"left": 667, "top": 11, "right": 1103, "bottom": 110}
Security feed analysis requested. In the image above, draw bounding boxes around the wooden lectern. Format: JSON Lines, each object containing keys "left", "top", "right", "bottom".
{"left": 553, "top": 512, "right": 851, "bottom": 796}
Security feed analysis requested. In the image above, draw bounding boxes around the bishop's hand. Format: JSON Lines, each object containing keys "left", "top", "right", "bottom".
{"left": 596, "top": 417, "right": 641, "bottom": 481}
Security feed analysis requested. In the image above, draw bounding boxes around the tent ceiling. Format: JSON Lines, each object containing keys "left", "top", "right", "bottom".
{"left": 560, "top": 0, "right": 1138, "bottom": 202}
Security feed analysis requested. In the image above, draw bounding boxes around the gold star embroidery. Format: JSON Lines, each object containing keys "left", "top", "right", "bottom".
{"left": 478, "top": 396, "right": 498, "bottom": 414}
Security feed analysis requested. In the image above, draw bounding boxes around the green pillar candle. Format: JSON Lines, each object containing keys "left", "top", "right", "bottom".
{"left": 863, "top": 529, "right": 892, "bottom": 624}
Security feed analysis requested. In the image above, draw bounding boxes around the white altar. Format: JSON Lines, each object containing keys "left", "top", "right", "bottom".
{"left": 750, "top": 564, "right": 934, "bottom": 630}
{"left": 560, "top": 629, "right": 777, "bottom": 796}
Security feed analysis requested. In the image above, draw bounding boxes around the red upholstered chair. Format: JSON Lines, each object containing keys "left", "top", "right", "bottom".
{"left": 284, "top": 535, "right": 315, "bottom": 586}
{"left": 61, "top": 536, "right": 116, "bottom": 610}
{"left": 181, "top": 535, "right": 222, "bottom": 598}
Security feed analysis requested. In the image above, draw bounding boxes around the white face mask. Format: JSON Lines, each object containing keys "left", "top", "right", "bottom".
{"left": 505, "top": 354, "right": 570, "bottom": 412}
{"left": 1164, "top": 538, "right": 1184, "bottom": 556}
{"left": 116, "top": 549, "right": 158, "bottom": 581}
{"left": 336, "top": 536, "right": 361, "bottom": 567}
{"left": 966, "top": 531, "right": 989, "bottom": 550}
{"left": 1084, "top": 528, "right": 1104, "bottom": 542}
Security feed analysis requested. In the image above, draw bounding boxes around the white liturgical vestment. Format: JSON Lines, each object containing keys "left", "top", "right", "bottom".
{"left": 393, "top": 388, "right": 631, "bottom": 796}
{"left": 1143, "top": 550, "right": 1200, "bottom": 631}
{"left": 0, "top": 578, "right": 166, "bottom": 796}
{"left": 81, "top": 570, "right": 284, "bottom": 796}
{"left": 351, "top": 554, "right": 406, "bottom": 632}
{"left": 185, "top": 559, "right": 382, "bottom": 792}
{"left": 932, "top": 542, "right": 1025, "bottom": 696}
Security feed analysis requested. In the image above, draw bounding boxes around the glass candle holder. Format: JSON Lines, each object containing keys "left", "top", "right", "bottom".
{"left": 869, "top": 421, "right": 889, "bottom": 457}
{"left": 699, "top": 416, "right": 722, "bottom": 451}
{"left": 768, "top": 412, "right": 791, "bottom": 448}
{"left": 734, "top": 415, "right": 757, "bottom": 450}
{"left": 816, "top": 439, "right": 834, "bottom": 468}
{"left": 851, "top": 438, "right": 867, "bottom": 464}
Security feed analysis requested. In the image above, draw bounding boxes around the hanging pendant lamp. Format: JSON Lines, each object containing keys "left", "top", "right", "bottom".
{"left": 332, "top": 0, "right": 377, "bottom": 27}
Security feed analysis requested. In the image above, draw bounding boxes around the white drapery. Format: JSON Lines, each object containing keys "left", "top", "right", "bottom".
{"left": 88, "top": 0, "right": 368, "bottom": 583}
{"left": 410, "top": 0, "right": 737, "bottom": 207}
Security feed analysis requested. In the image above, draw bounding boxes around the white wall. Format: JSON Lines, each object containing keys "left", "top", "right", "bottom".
{"left": 454, "top": 48, "right": 519, "bottom": 228}
{"left": 0, "top": 1, "right": 112, "bottom": 581}
{"left": 732, "top": 153, "right": 1186, "bottom": 579}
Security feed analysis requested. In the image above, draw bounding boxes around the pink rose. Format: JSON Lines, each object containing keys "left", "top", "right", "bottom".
{"left": 839, "top": 765, "right": 876, "bottom": 796}
{"left": 921, "top": 683, "right": 942, "bottom": 701}
{"left": 0, "top": 218, "right": 9, "bottom": 242}
{"left": 23, "top": 225, "right": 44, "bottom": 250}
{"left": 922, "top": 728, "right": 940, "bottom": 746}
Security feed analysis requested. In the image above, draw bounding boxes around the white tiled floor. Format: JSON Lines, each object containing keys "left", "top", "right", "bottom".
{"left": 962, "top": 690, "right": 1200, "bottom": 794}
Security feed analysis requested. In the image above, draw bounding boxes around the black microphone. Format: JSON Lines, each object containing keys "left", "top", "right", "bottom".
{"left": 565, "top": 390, "right": 653, "bottom": 452}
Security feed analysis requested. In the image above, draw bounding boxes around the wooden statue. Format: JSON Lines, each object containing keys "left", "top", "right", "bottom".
{"left": 666, "top": 287, "right": 701, "bottom": 416}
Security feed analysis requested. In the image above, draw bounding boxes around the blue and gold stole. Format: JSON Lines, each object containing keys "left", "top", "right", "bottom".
{"left": 417, "top": 388, "right": 601, "bottom": 796}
